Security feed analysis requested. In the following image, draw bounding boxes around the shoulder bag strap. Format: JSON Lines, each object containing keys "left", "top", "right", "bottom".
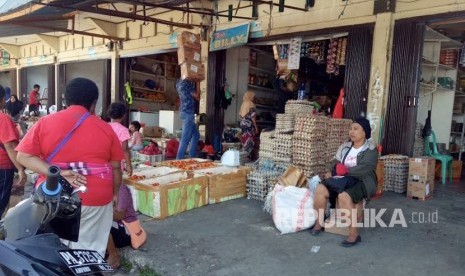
{"left": 46, "top": 112, "right": 91, "bottom": 163}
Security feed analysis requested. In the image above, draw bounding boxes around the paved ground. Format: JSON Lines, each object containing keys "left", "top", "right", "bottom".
{"left": 118, "top": 182, "right": 465, "bottom": 276}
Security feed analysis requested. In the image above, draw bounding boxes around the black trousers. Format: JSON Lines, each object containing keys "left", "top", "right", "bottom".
{"left": 0, "top": 169, "right": 14, "bottom": 217}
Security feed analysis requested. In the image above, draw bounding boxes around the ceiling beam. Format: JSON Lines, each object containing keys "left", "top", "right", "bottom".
{"left": 0, "top": 43, "right": 20, "bottom": 58}
{"left": 10, "top": 22, "right": 124, "bottom": 41}
{"left": 36, "top": 34, "right": 60, "bottom": 52}
{"left": 88, "top": 17, "right": 117, "bottom": 37}
{"left": 104, "top": 0, "right": 252, "bottom": 20}
{"left": 36, "top": 1, "right": 199, "bottom": 29}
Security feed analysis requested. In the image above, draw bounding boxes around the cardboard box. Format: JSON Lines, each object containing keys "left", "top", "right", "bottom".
{"left": 434, "top": 160, "right": 462, "bottom": 181}
{"left": 177, "top": 44, "right": 201, "bottom": 65}
{"left": 177, "top": 31, "right": 201, "bottom": 49}
{"left": 323, "top": 209, "right": 349, "bottom": 236}
{"left": 407, "top": 181, "right": 433, "bottom": 200}
{"left": 141, "top": 126, "right": 164, "bottom": 138}
{"left": 135, "top": 176, "right": 208, "bottom": 219}
{"left": 199, "top": 166, "right": 251, "bottom": 204}
{"left": 408, "top": 157, "right": 435, "bottom": 183}
{"left": 180, "top": 61, "right": 205, "bottom": 81}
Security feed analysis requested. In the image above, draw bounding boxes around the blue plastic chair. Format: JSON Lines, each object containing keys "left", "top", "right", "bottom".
{"left": 425, "top": 130, "right": 453, "bottom": 185}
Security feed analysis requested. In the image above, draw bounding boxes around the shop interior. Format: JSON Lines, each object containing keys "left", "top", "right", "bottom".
{"left": 417, "top": 19, "right": 465, "bottom": 163}
{"left": 224, "top": 34, "right": 349, "bottom": 130}
{"left": 126, "top": 52, "right": 183, "bottom": 135}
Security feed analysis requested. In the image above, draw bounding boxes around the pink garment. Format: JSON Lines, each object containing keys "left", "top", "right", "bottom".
{"left": 109, "top": 122, "right": 131, "bottom": 145}
{"left": 129, "top": 131, "right": 143, "bottom": 148}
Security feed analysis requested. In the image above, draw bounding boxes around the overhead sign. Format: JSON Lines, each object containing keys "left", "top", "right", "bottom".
{"left": 210, "top": 22, "right": 250, "bottom": 52}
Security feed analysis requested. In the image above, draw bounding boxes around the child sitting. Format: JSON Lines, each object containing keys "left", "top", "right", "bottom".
{"left": 128, "top": 121, "right": 143, "bottom": 151}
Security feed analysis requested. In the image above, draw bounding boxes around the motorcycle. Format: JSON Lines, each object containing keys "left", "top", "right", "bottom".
{"left": 0, "top": 166, "right": 113, "bottom": 275}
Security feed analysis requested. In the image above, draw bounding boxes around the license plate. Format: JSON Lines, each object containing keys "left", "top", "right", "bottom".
{"left": 57, "top": 249, "right": 113, "bottom": 275}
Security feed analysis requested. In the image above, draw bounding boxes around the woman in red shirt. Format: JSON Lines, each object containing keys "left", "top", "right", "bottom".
{"left": 16, "top": 78, "right": 124, "bottom": 257}
{"left": 0, "top": 86, "right": 26, "bottom": 218}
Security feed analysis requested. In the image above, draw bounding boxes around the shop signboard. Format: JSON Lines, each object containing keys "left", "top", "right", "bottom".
{"left": 210, "top": 22, "right": 250, "bottom": 52}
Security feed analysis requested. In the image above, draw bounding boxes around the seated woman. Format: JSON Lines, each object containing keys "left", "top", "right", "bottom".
{"left": 106, "top": 184, "right": 145, "bottom": 268}
{"left": 311, "top": 117, "right": 378, "bottom": 247}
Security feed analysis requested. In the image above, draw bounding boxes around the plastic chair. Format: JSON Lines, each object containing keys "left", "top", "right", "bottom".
{"left": 424, "top": 130, "right": 453, "bottom": 185}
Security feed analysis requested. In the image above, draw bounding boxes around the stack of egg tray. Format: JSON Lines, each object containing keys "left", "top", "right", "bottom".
{"left": 325, "top": 118, "right": 352, "bottom": 164}
{"left": 275, "top": 113, "right": 295, "bottom": 134}
{"left": 292, "top": 114, "right": 328, "bottom": 177}
{"left": 380, "top": 154, "right": 409, "bottom": 193}
{"left": 284, "top": 100, "right": 314, "bottom": 115}
{"left": 258, "top": 130, "right": 275, "bottom": 160}
{"left": 413, "top": 123, "right": 425, "bottom": 157}
{"left": 272, "top": 133, "right": 293, "bottom": 163}
{"left": 246, "top": 159, "right": 287, "bottom": 201}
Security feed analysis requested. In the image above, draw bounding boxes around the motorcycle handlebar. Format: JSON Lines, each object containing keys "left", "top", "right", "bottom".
{"left": 46, "top": 166, "right": 60, "bottom": 192}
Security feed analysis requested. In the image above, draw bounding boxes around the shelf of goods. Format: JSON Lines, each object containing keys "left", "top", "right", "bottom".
{"left": 130, "top": 57, "right": 178, "bottom": 103}
{"left": 248, "top": 48, "right": 277, "bottom": 127}
{"left": 419, "top": 26, "right": 462, "bottom": 151}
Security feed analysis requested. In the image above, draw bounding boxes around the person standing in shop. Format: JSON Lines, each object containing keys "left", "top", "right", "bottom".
{"left": 175, "top": 79, "right": 200, "bottom": 159}
{"left": 28, "top": 84, "right": 41, "bottom": 116}
{"left": 239, "top": 91, "right": 259, "bottom": 159}
{"left": 0, "top": 85, "right": 26, "bottom": 218}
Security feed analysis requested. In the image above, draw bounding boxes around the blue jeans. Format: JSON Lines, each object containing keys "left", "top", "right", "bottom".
{"left": 176, "top": 112, "right": 200, "bottom": 159}
{"left": 0, "top": 169, "right": 14, "bottom": 217}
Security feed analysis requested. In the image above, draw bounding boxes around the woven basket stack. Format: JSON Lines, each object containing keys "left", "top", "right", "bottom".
{"left": 381, "top": 154, "right": 409, "bottom": 193}
{"left": 292, "top": 114, "right": 329, "bottom": 177}
{"left": 325, "top": 119, "right": 352, "bottom": 164}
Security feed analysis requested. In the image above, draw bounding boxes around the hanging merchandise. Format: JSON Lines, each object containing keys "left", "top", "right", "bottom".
{"left": 326, "top": 37, "right": 348, "bottom": 75}
{"left": 287, "top": 37, "right": 302, "bottom": 70}
{"left": 307, "top": 41, "right": 326, "bottom": 64}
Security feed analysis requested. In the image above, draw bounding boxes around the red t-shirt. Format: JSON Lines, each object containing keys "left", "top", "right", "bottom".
{"left": 16, "top": 106, "right": 125, "bottom": 206}
{"left": 29, "top": 90, "right": 39, "bottom": 105}
{"left": 0, "top": 113, "right": 20, "bottom": 169}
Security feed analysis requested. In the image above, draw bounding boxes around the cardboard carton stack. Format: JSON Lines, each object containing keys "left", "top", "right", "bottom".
{"left": 407, "top": 157, "right": 435, "bottom": 200}
{"left": 177, "top": 31, "right": 205, "bottom": 81}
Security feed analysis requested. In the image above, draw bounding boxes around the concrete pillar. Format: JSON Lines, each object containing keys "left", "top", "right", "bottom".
{"left": 110, "top": 48, "right": 119, "bottom": 102}
{"left": 366, "top": 12, "right": 394, "bottom": 145}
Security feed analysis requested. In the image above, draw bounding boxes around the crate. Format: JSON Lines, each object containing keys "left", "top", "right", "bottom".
{"left": 195, "top": 166, "right": 252, "bottom": 204}
{"left": 135, "top": 175, "right": 208, "bottom": 219}
{"left": 408, "top": 157, "right": 435, "bottom": 183}
{"left": 180, "top": 61, "right": 205, "bottom": 82}
{"left": 407, "top": 181, "right": 433, "bottom": 201}
{"left": 177, "top": 31, "right": 201, "bottom": 49}
{"left": 177, "top": 44, "right": 201, "bottom": 65}
{"left": 137, "top": 152, "right": 165, "bottom": 165}
{"left": 434, "top": 160, "right": 462, "bottom": 181}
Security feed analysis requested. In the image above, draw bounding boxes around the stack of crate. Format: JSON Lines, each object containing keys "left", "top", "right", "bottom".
{"left": 177, "top": 31, "right": 205, "bottom": 81}
{"left": 407, "top": 157, "right": 436, "bottom": 200}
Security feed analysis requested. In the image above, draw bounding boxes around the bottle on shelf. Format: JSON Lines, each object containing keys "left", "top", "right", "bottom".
{"left": 297, "top": 83, "right": 306, "bottom": 100}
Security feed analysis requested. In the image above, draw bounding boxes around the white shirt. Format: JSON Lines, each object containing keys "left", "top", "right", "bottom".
{"left": 343, "top": 146, "right": 364, "bottom": 168}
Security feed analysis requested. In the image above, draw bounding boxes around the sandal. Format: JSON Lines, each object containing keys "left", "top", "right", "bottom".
{"left": 340, "top": 235, "right": 362, "bottom": 247}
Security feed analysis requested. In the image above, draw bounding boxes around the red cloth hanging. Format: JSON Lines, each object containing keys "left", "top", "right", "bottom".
{"left": 333, "top": 88, "right": 344, "bottom": 119}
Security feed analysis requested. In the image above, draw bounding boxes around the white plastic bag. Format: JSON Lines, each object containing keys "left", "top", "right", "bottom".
{"left": 272, "top": 184, "right": 316, "bottom": 234}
